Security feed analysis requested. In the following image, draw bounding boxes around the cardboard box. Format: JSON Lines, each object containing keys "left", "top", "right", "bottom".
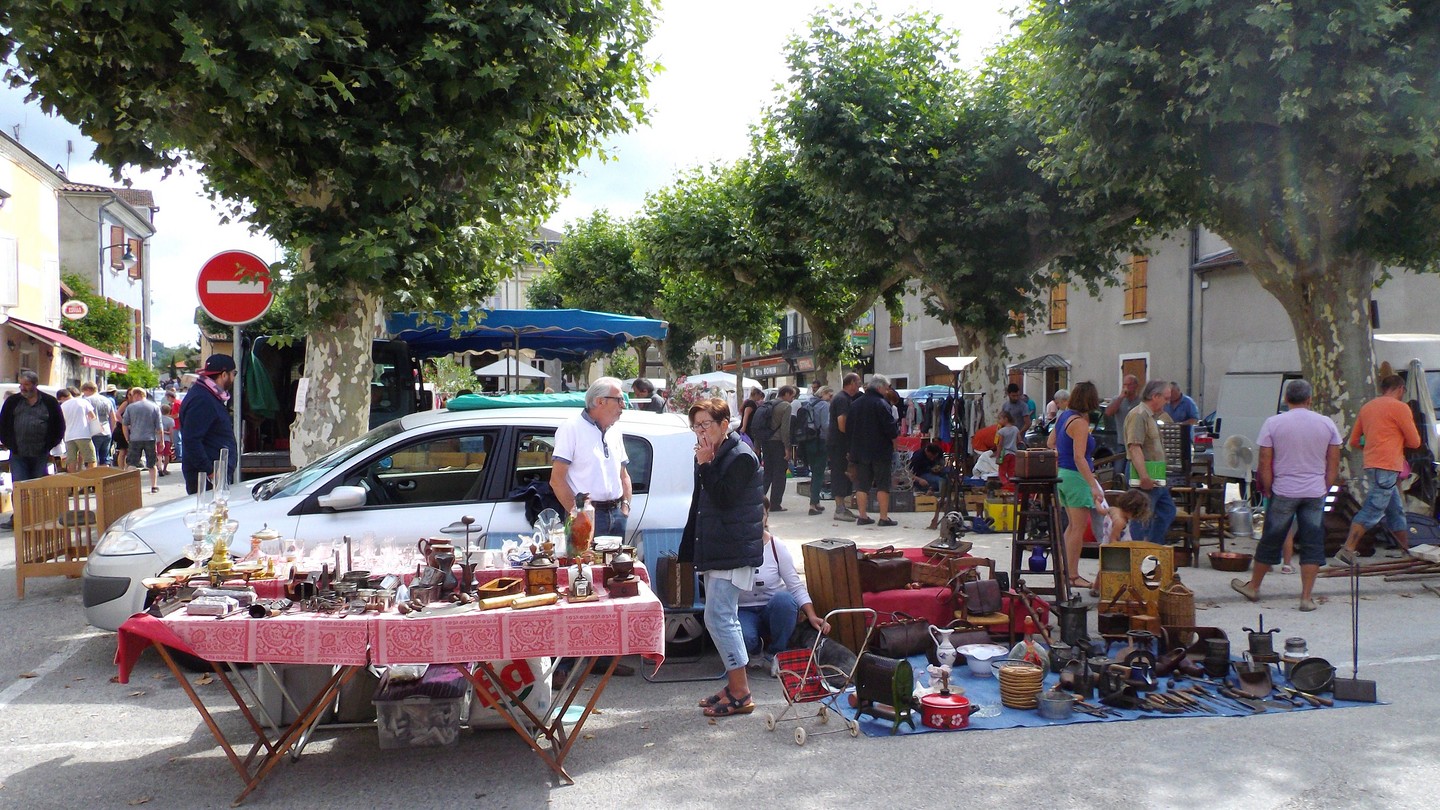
{"left": 986, "top": 501, "right": 1017, "bottom": 532}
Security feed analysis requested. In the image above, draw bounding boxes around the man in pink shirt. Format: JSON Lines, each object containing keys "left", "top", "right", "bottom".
{"left": 1231, "top": 379, "right": 1341, "bottom": 611}
{"left": 1337, "top": 374, "right": 1422, "bottom": 564}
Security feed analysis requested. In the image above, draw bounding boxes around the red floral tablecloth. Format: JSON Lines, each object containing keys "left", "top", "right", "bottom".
{"left": 159, "top": 612, "right": 373, "bottom": 666}
{"left": 371, "top": 582, "right": 664, "bottom": 665}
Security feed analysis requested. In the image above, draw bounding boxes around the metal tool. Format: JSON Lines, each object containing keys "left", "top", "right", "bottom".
{"left": 1242, "top": 613, "right": 1281, "bottom": 663}
{"left": 1333, "top": 556, "right": 1379, "bottom": 702}
{"left": 1217, "top": 685, "right": 1267, "bottom": 713}
{"left": 1279, "top": 685, "right": 1332, "bottom": 707}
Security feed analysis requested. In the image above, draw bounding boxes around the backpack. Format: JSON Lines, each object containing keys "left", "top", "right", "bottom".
{"left": 749, "top": 400, "right": 778, "bottom": 445}
{"left": 791, "top": 402, "right": 820, "bottom": 443}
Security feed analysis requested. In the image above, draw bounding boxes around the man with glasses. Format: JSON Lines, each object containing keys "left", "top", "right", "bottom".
{"left": 1123, "top": 379, "right": 1178, "bottom": 542}
{"left": 551, "top": 376, "right": 635, "bottom": 678}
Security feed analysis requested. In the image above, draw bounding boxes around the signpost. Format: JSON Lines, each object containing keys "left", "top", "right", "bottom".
{"left": 196, "top": 250, "right": 275, "bottom": 487}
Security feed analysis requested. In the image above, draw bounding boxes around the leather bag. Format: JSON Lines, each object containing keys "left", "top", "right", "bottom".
{"left": 655, "top": 552, "right": 695, "bottom": 609}
{"left": 961, "top": 578, "right": 1003, "bottom": 616}
{"left": 857, "top": 546, "right": 912, "bottom": 593}
{"left": 868, "top": 611, "right": 931, "bottom": 658}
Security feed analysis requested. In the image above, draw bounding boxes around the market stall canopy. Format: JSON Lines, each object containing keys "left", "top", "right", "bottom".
{"left": 385, "top": 309, "right": 668, "bottom": 361}
{"left": 1010, "top": 353, "right": 1071, "bottom": 372}
{"left": 4, "top": 316, "right": 129, "bottom": 373}
{"left": 472, "top": 357, "right": 549, "bottom": 379}
{"left": 906, "top": 384, "right": 954, "bottom": 403}
{"left": 446, "top": 392, "right": 587, "bottom": 410}
{"left": 680, "top": 371, "right": 763, "bottom": 392}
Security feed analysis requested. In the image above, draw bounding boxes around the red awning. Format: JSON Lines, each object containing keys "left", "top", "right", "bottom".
{"left": 5, "top": 317, "right": 130, "bottom": 373}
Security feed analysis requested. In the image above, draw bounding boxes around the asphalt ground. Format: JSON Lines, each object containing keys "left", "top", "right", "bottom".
{"left": 1, "top": 472, "right": 1437, "bottom": 809}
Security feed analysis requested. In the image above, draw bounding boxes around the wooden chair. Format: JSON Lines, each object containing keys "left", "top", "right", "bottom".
{"left": 949, "top": 557, "right": 1015, "bottom": 645}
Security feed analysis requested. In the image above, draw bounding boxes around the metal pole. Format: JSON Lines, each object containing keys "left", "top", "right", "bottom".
{"left": 232, "top": 324, "right": 243, "bottom": 486}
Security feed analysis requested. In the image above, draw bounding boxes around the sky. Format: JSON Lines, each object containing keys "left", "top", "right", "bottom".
{"left": 1, "top": 1, "right": 1018, "bottom": 347}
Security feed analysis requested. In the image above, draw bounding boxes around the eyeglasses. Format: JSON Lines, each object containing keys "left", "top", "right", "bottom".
{"left": 690, "top": 421, "right": 717, "bottom": 432}
{"left": 598, "top": 395, "right": 624, "bottom": 404}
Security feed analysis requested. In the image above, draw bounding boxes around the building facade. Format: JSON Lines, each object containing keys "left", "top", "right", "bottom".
{"left": 58, "top": 182, "right": 157, "bottom": 363}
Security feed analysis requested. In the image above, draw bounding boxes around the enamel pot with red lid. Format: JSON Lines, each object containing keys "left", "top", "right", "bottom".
{"left": 919, "top": 691, "right": 979, "bottom": 730}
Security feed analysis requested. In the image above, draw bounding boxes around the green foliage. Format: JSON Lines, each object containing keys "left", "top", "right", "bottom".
{"left": 525, "top": 270, "right": 565, "bottom": 310}
{"left": 422, "top": 356, "right": 477, "bottom": 396}
{"left": 697, "top": 352, "right": 714, "bottom": 374}
{"left": 59, "top": 273, "right": 132, "bottom": 354}
{"left": 606, "top": 350, "right": 638, "bottom": 380}
{"left": 550, "top": 212, "right": 658, "bottom": 315}
{"left": 4, "top": 0, "right": 659, "bottom": 324}
{"left": 110, "top": 358, "right": 160, "bottom": 391}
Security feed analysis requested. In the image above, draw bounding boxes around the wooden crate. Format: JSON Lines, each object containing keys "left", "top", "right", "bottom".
{"left": 1095, "top": 541, "right": 1175, "bottom": 617}
{"left": 15, "top": 468, "right": 142, "bottom": 598}
{"left": 914, "top": 493, "right": 939, "bottom": 512}
{"left": 801, "top": 538, "right": 866, "bottom": 654}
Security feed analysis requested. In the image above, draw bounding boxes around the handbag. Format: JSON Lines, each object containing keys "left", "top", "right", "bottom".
{"left": 857, "top": 545, "right": 912, "bottom": 593}
{"left": 961, "top": 578, "right": 1003, "bottom": 615}
{"left": 868, "top": 611, "right": 930, "bottom": 658}
{"left": 655, "top": 552, "right": 695, "bottom": 609}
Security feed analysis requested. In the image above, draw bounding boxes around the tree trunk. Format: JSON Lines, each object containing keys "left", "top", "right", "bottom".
{"left": 1240, "top": 248, "right": 1377, "bottom": 480}
{"left": 632, "top": 338, "right": 652, "bottom": 379}
{"left": 955, "top": 324, "right": 1009, "bottom": 419}
{"left": 291, "top": 278, "right": 380, "bottom": 467}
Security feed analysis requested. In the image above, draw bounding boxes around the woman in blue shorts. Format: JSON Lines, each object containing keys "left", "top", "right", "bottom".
{"left": 1054, "top": 381, "right": 1103, "bottom": 590}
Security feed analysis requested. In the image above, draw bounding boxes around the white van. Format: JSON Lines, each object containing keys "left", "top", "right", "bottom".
{"left": 1213, "top": 333, "right": 1440, "bottom": 481}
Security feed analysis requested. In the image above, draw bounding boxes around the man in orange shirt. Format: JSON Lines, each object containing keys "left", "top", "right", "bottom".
{"left": 1337, "top": 375, "right": 1422, "bottom": 564}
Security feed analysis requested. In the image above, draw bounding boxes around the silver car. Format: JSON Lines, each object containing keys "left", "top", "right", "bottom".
{"left": 82, "top": 407, "right": 695, "bottom": 631}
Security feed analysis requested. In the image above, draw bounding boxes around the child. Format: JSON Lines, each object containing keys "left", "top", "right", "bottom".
{"left": 1100, "top": 489, "right": 1153, "bottom": 545}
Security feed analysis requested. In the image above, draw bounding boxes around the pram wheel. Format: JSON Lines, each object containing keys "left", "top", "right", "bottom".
{"left": 848, "top": 722, "right": 859, "bottom": 738}
{"left": 765, "top": 713, "right": 777, "bottom": 731}
{"left": 817, "top": 706, "right": 829, "bottom": 724}
{"left": 795, "top": 727, "right": 807, "bottom": 746}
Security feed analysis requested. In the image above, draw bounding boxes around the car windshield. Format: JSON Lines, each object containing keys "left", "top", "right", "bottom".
{"left": 259, "top": 420, "right": 405, "bottom": 500}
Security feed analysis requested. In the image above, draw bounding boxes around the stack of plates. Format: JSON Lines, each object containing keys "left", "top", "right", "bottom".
{"left": 995, "top": 660, "right": 1046, "bottom": 709}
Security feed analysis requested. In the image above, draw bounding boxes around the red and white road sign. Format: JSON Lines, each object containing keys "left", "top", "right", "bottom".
{"left": 196, "top": 250, "right": 274, "bottom": 325}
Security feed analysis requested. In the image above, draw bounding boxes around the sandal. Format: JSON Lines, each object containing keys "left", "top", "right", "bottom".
{"left": 697, "top": 689, "right": 729, "bottom": 709}
{"left": 701, "top": 687, "right": 755, "bottom": 718}
{"left": 1069, "top": 576, "right": 1093, "bottom": 591}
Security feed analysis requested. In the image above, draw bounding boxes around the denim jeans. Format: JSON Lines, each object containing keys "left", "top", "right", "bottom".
{"left": 1140, "top": 486, "right": 1177, "bottom": 543}
{"left": 915, "top": 472, "right": 944, "bottom": 493}
{"left": 593, "top": 504, "right": 628, "bottom": 542}
{"left": 9, "top": 455, "right": 50, "bottom": 483}
{"left": 703, "top": 572, "right": 748, "bottom": 672}
{"left": 804, "top": 439, "right": 828, "bottom": 506}
{"left": 92, "top": 434, "right": 112, "bottom": 467}
{"left": 762, "top": 440, "right": 788, "bottom": 508}
{"left": 738, "top": 590, "right": 801, "bottom": 655}
{"left": 1257, "top": 495, "right": 1325, "bottom": 566}
{"left": 1353, "top": 468, "right": 1407, "bottom": 532}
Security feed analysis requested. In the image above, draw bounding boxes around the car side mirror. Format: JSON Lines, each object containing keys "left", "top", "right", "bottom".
{"left": 317, "top": 485, "right": 368, "bottom": 511}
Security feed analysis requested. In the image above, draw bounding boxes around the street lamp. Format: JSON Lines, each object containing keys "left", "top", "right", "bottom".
{"left": 100, "top": 243, "right": 138, "bottom": 274}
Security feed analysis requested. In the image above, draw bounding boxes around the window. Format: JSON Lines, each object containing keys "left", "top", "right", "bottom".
{"left": 1048, "top": 283, "right": 1068, "bottom": 330}
{"left": 0, "top": 235, "right": 17, "bottom": 307}
{"left": 509, "top": 429, "right": 653, "bottom": 494}
{"left": 127, "top": 238, "right": 144, "bottom": 280}
{"left": 109, "top": 225, "right": 126, "bottom": 270}
{"left": 1124, "top": 255, "right": 1148, "bottom": 320}
{"left": 889, "top": 316, "right": 903, "bottom": 349}
{"left": 356, "top": 431, "right": 494, "bottom": 506}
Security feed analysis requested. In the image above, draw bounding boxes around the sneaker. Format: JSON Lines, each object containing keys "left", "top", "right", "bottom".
{"left": 833, "top": 510, "right": 857, "bottom": 522}
{"left": 769, "top": 654, "right": 781, "bottom": 678}
{"left": 1335, "top": 547, "right": 1359, "bottom": 567}
{"left": 1230, "top": 578, "right": 1259, "bottom": 602}
{"left": 1299, "top": 598, "right": 1318, "bottom": 612}
{"left": 877, "top": 518, "right": 898, "bottom": 527}
{"left": 856, "top": 517, "right": 875, "bottom": 526}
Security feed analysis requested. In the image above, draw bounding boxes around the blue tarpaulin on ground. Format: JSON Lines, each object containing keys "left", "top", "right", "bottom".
{"left": 385, "top": 309, "right": 669, "bottom": 361}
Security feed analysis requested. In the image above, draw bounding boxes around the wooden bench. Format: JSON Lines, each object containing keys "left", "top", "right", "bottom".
{"left": 14, "top": 467, "right": 142, "bottom": 598}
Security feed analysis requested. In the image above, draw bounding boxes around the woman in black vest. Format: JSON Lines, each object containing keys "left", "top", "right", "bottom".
{"left": 680, "top": 397, "right": 765, "bottom": 717}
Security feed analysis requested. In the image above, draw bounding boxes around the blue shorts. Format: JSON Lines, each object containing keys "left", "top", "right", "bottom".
{"left": 1257, "top": 495, "right": 1325, "bottom": 566}
{"left": 1352, "top": 468, "right": 1407, "bottom": 532}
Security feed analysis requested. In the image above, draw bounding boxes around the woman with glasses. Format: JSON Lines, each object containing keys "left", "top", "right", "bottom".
{"left": 681, "top": 397, "right": 766, "bottom": 718}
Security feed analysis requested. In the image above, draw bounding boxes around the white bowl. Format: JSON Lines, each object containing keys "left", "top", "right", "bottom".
{"left": 957, "top": 644, "right": 1009, "bottom": 677}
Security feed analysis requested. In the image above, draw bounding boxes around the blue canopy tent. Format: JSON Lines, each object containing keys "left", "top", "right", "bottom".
{"left": 386, "top": 308, "right": 669, "bottom": 391}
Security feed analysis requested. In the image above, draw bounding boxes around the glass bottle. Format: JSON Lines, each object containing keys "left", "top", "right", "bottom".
{"left": 570, "top": 493, "right": 594, "bottom": 561}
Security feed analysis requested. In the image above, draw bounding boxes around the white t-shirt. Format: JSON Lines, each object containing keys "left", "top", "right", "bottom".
{"left": 552, "top": 410, "right": 629, "bottom": 502}
{"left": 60, "top": 397, "right": 96, "bottom": 442}
{"left": 738, "top": 537, "right": 813, "bottom": 608}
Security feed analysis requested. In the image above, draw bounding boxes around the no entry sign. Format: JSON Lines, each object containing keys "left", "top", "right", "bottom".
{"left": 197, "top": 250, "right": 274, "bottom": 325}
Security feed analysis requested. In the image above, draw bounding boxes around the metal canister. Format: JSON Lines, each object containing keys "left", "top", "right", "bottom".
{"left": 1282, "top": 637, "right": 1308, "bottom": 678}
{"left": 1203, "top": 637, "right": 1231, "bottom": 678}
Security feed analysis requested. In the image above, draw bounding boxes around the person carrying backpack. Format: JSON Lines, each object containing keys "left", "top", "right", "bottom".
{"left": 798, "top": 388, "right": 832, "bottom": 515}
{"left": 756, "top": 386, "right": 796, "bottom": 510}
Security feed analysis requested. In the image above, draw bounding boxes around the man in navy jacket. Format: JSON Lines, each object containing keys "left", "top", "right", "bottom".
{"left": 179, "top": 355, "right": 239, "bottom": 495}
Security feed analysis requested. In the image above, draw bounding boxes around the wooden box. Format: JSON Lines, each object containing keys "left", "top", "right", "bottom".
{"left": 14, "top": 467, "right": 142, "bottom": 599}
{"left": 1013, "top": 449, "right": 1058, "bottom": 479}
{"left": 802, "top": 538, "right": 866, "bottom": 654}
{"left": 1095, "top": 541, "right": 1175, "bottom": 617}
{"left": 914, "top": 493, "right": 939, "bottom": 512}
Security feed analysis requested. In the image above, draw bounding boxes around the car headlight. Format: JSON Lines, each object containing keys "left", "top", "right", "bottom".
{"left": 94, "top": 530, "right": 156, "bottom": 557}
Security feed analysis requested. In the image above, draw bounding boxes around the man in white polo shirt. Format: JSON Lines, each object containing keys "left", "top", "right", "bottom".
{"left": 549, "top": 376, "right": 634, "bottom": 680}
{"left": 551, "top": 376, "right": 633, "bottom": 540}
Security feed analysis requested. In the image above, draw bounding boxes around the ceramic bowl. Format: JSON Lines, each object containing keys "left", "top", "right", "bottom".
{"left": 958, "top": 644, "right": 1010, "bottom": 677}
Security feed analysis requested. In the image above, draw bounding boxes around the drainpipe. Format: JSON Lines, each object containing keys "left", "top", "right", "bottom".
{"left": 1186, "top": 225, "right": 1199, "bottom": 397}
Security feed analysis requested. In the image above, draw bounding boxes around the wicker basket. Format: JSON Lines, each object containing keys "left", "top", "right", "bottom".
{"left": 1159, "top": 578, "right": 1196, "bottom": 645}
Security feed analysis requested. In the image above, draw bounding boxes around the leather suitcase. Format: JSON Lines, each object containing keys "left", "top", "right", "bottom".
{"left": 1013, "top": 449, "right": 1058, "bottom": 479}
{"left": 802, "top": 538, "right": 866, "bottom": 654}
